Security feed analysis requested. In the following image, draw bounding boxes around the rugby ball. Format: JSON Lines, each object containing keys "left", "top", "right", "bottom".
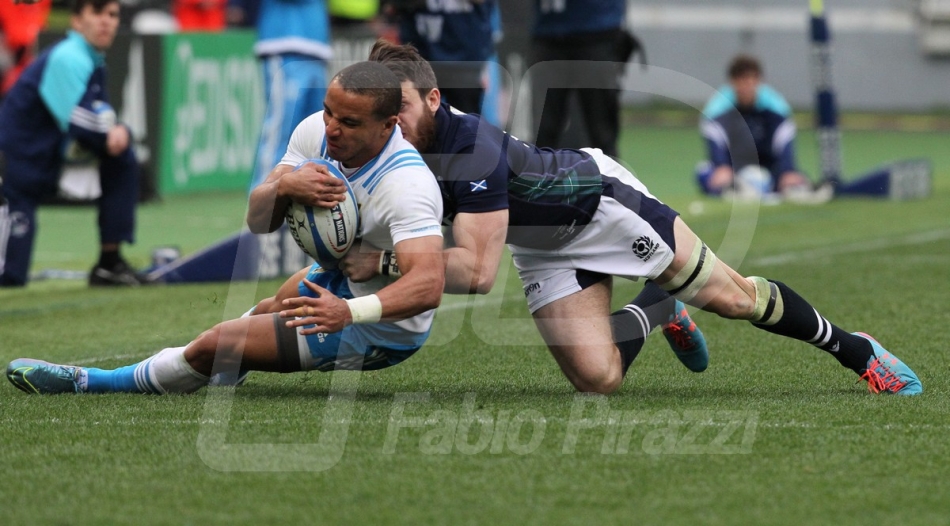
{"left": 735, "top": 165, "right": 773, "bottom": 197}
{"left": 285, "top": 159, "right": 359, "bottom": 269}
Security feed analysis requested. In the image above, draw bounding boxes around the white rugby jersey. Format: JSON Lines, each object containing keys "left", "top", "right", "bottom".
{"left": 280, "top": 112, "right": 443, "bottom": 333}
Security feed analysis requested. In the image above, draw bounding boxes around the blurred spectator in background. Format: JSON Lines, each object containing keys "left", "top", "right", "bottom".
{"left": 530, "top": 0, "right": 638, "bottom": 158}
{"left": 385, "top": 0, "right": 494, "bottom": 114}
{"left": 174, "top": 0, "right": 227, "bottom": 31}
{"left": 696, "top": 54, "right": 812, "bottom": 200}
{"left": 328, "top": 0, "right": 377, "bottom": 27}
{"left": 0, "top": 0, "right": 144, "bottom": 287}
{"left": 248, "top": 0, "right": 330, "bottom": 188}
{"left": 226, "top": 0, "right": 259, "bottom": 28}
{"left": 0, "top": 0, "right": 51, "bottom": 98}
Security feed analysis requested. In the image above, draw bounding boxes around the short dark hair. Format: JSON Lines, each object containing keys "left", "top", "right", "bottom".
{"left": 368, "top": 39, "right": 438, "bottom": 100}
{"left": 332, "top": 61, "right": 402, "bottom": 121}
{"left": 728, "top": 54, "right": 763, "bottom": 79}
{"left": 71, "top": 0, "right": 119, "bottom": 15}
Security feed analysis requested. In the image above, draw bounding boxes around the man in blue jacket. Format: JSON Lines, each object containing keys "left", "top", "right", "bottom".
{"left": 0, "top": 0, "right": 143, "bottom": 287}
{"left": 697, "top": 55, "right": 812, "bottom": 199}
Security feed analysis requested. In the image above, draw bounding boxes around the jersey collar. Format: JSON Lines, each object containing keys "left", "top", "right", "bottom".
{"left": 338, "top": 126, "right": 400, "bottom": 183}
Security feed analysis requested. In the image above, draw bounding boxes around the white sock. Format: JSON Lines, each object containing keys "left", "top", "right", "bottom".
{"left": 145, "top": 346, "right": 209, "bottom": 394}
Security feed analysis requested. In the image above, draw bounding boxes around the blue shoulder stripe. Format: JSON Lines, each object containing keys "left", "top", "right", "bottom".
{"left": 755, "top": 84, "right": 792, "bottom": 117}
{"left": 375, "top": 148, "right": 423, "bottom": 173}
{"left": 39, "top": 34, "right": 96, "bottom": 131}
{"left": 367, "top": 160, "right": 427, "bottom": 194}
{"left": 361, "top": 150, "right": 423, "bottom": 190}
{"left": 348, "top": 129, "right": 399, "bottom": 183}
{"left": 702, "top": 86, "right": 736, "bottom": 120}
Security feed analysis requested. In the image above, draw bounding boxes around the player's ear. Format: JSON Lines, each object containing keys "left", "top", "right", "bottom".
{"left": 383, "top": 115, "right": 398, "bottom": 135}
{"left": 426, "top": 88, "right": 441, "bottom": 112}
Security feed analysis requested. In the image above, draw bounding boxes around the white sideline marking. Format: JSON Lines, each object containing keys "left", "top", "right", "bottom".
{"left": 750, "top": 229, "right": 950, "bottom": 267}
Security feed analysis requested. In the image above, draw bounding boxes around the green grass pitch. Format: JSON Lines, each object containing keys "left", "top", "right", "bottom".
{"left": 2, "top": 127, "right": 950, "bottom": 525}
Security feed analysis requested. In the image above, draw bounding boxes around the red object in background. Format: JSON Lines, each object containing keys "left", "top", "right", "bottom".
{"left": 174, "top": 0, "right": 227, "bottom": 32}
{"left": 0, "top": 0, "right": 51, "bottom": 94}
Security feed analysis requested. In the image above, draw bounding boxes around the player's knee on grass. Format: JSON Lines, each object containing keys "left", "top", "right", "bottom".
{"left": 571, "top": 370, "right": 623, "bottom": 395}
{"left": 563, "top": 356, "right": 624, "bottom": 394}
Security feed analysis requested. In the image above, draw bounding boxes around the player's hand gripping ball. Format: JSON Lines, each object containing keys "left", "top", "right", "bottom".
{"left": 285, "top": 159, "right": 360, "bottom": 269}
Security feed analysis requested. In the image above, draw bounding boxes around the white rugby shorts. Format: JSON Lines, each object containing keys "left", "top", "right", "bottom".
{"left": 511, "top": 148, "right": 679, "bottom": 313}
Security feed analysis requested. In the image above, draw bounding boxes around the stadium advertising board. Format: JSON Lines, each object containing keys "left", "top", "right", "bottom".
{"left": 159, "top": 31, "right": 263, "bottom": 194}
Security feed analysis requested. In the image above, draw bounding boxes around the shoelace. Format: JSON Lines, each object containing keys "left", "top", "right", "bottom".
{"left": 859, "top": 357, "right": 908, "bottom": 394}
{"left": 663, "top": 315, "right": 694, "bottom": 351}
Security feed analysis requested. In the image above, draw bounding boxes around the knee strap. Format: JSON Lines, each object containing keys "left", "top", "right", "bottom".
{"left": 660, "top": 242, "right": 717, "bottom": 302}
{"left": 273, "top": 313, "right": 304, "bottom": 373}
{"left": 749, "top": 277, "right": 784, "bottom": 325}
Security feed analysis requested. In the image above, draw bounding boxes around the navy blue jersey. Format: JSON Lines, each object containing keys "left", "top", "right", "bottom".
{"left": 0, "top": 31, "right": 113, "bottom": 177}
{"left": 398, "top": 0, "right": 495, "bottom": 63}
{"left": 533, "top": 0, "right": 625, "bottom": 37}
{"left": 700, "top": 84, "right": 798, "bottom": 178}
{"left": 425, "top": 103, "right": 603, "bottom": 250}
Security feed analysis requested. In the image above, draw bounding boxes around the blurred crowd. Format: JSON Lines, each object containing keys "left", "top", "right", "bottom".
{"left": 3, "top": 0, "right": 647, "bottom": 155}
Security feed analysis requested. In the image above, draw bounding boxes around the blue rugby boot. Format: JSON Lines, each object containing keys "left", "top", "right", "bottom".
{"left": 855, "top": 333, "right": 922, "bottom": 396}
{"left": 662, "top": 301, "right": 709, "bottom": 372}
{"left": 6, "top": 359, "right": 83, "bottom": 394}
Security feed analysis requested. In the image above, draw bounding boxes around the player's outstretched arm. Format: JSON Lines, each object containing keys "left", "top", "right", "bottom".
{"left": 444, "top": 209, "right": 508, "bottom": 294}
{"left": 375, "top": 234, "right": 445, "bottom": 318}
{"left": 337, "top": 210, "right": 508, "bottom": 294}
{"left": 247, "top": 162, "right": 345, "bottom": 233}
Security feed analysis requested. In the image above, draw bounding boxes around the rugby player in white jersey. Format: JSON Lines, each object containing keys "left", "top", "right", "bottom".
{"left": 6, "top": 62, "right": 446, "bottom": 394}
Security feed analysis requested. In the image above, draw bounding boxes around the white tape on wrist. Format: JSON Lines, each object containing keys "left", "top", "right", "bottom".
{"left": 346, "top": 294, "right": 382, "bottom": 324}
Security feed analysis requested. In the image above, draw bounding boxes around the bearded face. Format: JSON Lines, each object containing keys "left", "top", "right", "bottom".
{"left": 397, "top": 81, "right": 439, "bottom": 153}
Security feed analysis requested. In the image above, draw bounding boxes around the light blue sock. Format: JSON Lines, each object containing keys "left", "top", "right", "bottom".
{"left": 84, "top": 360, "right": 161, "bottom": 394}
